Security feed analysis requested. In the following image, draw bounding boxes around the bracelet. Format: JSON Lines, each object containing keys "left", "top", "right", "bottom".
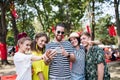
{"left": 41, "top": 56, "right": 44, "bottom": 60}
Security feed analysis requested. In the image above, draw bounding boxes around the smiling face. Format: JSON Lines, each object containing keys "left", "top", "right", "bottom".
{"left": 18, "top": 37, "right": 31, "bottom": 53}
{"left": 36, "top": 36, "right": 47, "bottom": 49}
{"left": 54, "top": 26, "right": 65, "bottom": 42}
{"left": 80, "top": 34, "right": 91, "bottom": 48}
{"left": 69, "top": 37, "right": 79, "bottom": 47}
{"left": 22, "top": 40, "right": 31, "bottom": 53}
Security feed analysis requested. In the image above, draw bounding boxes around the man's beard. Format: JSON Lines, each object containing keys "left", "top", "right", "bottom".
{"left": 56, "top": 36, "right": 62, "bottom": 42}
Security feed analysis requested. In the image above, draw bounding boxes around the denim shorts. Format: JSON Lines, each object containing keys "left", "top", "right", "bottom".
{"left": 71, "top": 72, "right": 85, "bottom": 80}
{"left": 49, "top": 75, "right": 71, "bottom": 80}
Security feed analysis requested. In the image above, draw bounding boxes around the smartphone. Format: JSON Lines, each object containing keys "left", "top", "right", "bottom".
{"left": 55, "top": 47, "right": 62, "bottom": 53}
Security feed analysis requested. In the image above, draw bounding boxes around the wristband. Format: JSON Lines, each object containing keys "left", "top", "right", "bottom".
{"left": 41, "top": 56, "right": 44, "bottom": 60}
{"left": 67, "top": 53, "right": 70, "bottom": 58}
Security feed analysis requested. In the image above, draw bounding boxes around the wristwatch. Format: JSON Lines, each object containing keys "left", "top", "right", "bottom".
{"left": 67, "top": 53, "right": 70, "bottom": 58}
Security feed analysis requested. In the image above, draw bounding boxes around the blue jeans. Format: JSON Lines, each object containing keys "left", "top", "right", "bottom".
{"left": 71, "top": 72, "right": 85, "bottom": 80}
{"left": 49, "top": 75, "right": 71, "bottom": 80}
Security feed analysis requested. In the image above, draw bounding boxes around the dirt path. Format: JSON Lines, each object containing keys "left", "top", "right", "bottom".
{"left": 108, "top": 61, "right": 120, "bottom": 80}
{"left": 0, "top": 57, "right": 16, "bottom": 77}
{"left": 0, "top": 56, "right": 120, "bottom": 80}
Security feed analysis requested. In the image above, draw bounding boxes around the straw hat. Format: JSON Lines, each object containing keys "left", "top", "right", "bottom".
{"left": 69, "top": 32, "right": 79, "bottom": 39}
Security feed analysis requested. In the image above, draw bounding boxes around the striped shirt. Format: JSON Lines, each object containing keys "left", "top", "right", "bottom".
{"left": 72, "top": 46, "right": 85, "bottom": 75}
{"left": 45, "top": 41, "right": 74, "bottom": 78}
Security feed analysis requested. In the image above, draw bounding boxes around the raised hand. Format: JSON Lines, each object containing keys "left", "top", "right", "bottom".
{"left": 43, "top": 49, "right": 57, "bottom": 64}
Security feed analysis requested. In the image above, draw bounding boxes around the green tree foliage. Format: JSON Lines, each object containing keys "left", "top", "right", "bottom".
{"left": 95, "top": 14, "right": 117, "bottom": 45}
{"left": 3, "top": 0, "right": 119, "bottom": 46}
{"left": 113, "top": 0, "right": 120, "bottom": 51}
{"left": 26, "top": 0, "right": 89, "bottom": 34}
{"left": 87, "top": 0, "right": 105, "bottom": 40}
{"left": 0, "top": 0, "right": 36, "bottom": 46}
{"left": 6, "top": 31, "right": 14, "bottom": 46}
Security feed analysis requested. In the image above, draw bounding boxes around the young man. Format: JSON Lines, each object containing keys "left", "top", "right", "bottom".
{"left": 80, "top": 32, "right": 110, "bottom": 80}
{"left": 45, "top": 23, "right": 75, "bottom": 80}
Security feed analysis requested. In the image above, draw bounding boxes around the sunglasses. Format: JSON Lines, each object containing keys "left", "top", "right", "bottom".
{"left": 57, "top": 31, "right": 64, "bottom": 35}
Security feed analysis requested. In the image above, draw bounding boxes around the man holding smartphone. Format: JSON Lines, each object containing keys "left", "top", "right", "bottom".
{"left": 45, "top": 23, "right": 75, "bottom": 80}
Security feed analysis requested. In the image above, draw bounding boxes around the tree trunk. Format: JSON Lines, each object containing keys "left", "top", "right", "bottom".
{"left": 114, "top": 0, "right": 120, "bottom": 51}
{"left": 91, "top": 0, "right": 95, "bottom": 40}
{"left": 0, "top": 2, "right": 9, "bottom": 65}
{"left": 66, "top": 22, "right": 71, "bottom": 36}
{"left": 10, "top": 1, "right": 19, "bottom": 45}
{"left": 11, "top": 11, "right": 19, "bottom": 45}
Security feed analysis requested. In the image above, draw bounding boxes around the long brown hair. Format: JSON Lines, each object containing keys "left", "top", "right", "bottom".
{"left": 31, "top": 32, "right": 49, "bottom": 53}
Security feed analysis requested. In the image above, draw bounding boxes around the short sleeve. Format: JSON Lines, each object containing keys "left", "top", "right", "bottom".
{"left": 24, "top": 55, "right": 32, "bottom": 62}
{"left": 14, "top": 53, "right": 32, "bottom": 62}
{"left": 23, "top": 55, "right": 32, "bottom": 68}
{"left": 65, "top": 41, "right": 74, "bottom": 54}
{"left": 32, "top": 60, "right": 45, "bottom": 74}
{"left": 95, "top": 47, "right": 105, "bottom": 64}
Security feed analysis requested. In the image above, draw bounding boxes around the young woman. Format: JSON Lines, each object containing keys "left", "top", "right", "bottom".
{"left": 68, "top": 32, "right": 85, "bottom": 80}
{"left": 31, "top": 32, "right": 50, "bottom": 80}
{"left": 14, "top": 37, "right": 44, "bottom": 80}
{"left": 80, "top": 32, "right": 110, "bottom": 80}
{"left": 14, "top": 37, "right": 56, "bottom": 80}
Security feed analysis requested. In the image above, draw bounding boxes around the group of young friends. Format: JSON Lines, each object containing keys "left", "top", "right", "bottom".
{"left": 14, "top": 23, "right": 110, "bottom": 80}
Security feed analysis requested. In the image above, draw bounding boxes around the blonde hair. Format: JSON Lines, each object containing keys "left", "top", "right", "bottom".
{"left": 17, "top": 37, "right": 31, "bottom": 47}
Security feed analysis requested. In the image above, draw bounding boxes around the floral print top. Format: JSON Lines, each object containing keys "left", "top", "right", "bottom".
{"left": 85, "top": 46, "right": 110, "bottom": 80}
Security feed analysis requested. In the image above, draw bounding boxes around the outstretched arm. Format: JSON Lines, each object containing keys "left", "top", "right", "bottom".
{"left": 31, "top": 55, "right": 44, "bottom": 61}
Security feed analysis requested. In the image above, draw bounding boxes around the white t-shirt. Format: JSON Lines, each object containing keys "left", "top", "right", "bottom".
{"left": 14, "top": 52, "right": 32, "bottom": 80}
